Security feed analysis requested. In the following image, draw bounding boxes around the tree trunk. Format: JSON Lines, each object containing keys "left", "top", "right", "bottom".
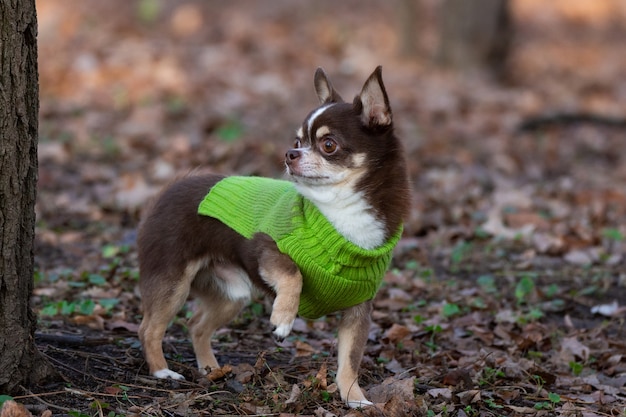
{"left": 437, "top": 0, "right": 512, "bottom": 77}
{"left": 396, "top": 0, "right": 418, "bottom": 58}
{"left": 0, "top": 0, "right": 57, "bottom": 393}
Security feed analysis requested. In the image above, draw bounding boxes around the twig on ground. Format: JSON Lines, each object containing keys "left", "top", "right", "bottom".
{"left": 18, "top": 386, "right": 72, "bottom": 413}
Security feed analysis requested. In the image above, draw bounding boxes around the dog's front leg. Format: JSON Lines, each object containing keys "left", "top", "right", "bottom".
{"left": 256, "top": 237, "right": 302, "bottom": 339}
{"left": 337, "top": 300, "right": 374, "bottom": 408}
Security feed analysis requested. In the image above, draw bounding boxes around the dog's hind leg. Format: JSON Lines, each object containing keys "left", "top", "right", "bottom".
{"left": 336, "top": 300, "right": 374, "bottom": 408}
{"left": 189, "top": 267, "right": 251, "bottom": 372}
{"left": 139, "top": 273, "right": 192, "bottom": 380}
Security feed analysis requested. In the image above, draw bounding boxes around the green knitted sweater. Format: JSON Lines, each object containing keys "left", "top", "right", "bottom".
{"left": 197, "top": 176, "right": 401, "bottom": 319}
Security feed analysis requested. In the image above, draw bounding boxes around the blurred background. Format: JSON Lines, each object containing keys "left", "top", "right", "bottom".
{"left": 29, "top": 3, "right": 626, "bottom": 412}
{"left": 35, "top": 0, "right": 626, "bottom": 277}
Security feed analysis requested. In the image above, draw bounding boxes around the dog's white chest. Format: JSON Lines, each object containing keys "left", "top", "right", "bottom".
{"left": 297, "top": 185, "right": 385, "bottom": 250}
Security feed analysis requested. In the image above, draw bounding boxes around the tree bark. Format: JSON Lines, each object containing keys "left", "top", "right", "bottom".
{"left": 0, "top": 0, "right": 57, "bottom": 393}
{"left": 396, "top": 0, "right": 418, "bottom": 58}
{"left": 437, "top": 0, "right": 512, "bottom": 77}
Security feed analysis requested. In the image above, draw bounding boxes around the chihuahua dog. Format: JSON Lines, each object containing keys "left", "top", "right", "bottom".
{"left": 137, "top": 66, "right": 410, "bottom": 408}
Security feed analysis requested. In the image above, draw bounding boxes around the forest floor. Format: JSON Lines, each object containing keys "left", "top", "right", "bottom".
{"left": 6, "top": 1, "right": 626, "bottom": 416}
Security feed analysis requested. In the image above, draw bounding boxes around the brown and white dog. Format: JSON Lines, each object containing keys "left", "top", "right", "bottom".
{"left": 137, "top": 67, "right": 410, "bottom": 408}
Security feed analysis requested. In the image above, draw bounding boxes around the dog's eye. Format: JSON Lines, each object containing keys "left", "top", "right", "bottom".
{"left": 320, "top": 138, "right": 338, "bottom": 154}
{"left": 293, "top": 139, "right": 301, "bottom": 148}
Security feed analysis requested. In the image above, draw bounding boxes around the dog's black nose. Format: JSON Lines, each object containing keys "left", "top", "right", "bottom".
{"left": 286, "top": 149, "right": 301, "bottom": 161}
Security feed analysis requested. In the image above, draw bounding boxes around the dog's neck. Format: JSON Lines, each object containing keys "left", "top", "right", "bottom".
{"left": 295, "top": 182, "right": 385, "bottom": 250}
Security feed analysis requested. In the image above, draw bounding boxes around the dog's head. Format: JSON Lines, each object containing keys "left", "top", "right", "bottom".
{"left": 285, "top": 66, "right": 409, "bottom": 246}
{"left": 285, "top": 66, "right": 394, "bottom": 190}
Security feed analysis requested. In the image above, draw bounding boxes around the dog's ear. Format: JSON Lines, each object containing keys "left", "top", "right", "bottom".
{"left": 314, "top": 67, "right": 344, "bottom": 104}
{"left": 355, "top": 66, "right": 392, "bottom": 128}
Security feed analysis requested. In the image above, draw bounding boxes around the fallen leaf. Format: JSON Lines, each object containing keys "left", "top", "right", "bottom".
{"left": 315, "top": 363, "right": 328, "bottom": 389}
{"left": 591, "top": 300, "right": 625, "bottom": 317}
{"left": 71, "top": 314, "right": 105, "bottom": 330}
{"left": 532, "top": 232, "right": 564, "bottom": 254}
{"left": 560, "top": 336, "right": 590, "bottom": 362}
{"left": 383, "top": 323, "right": 412, "bottom": 344}
{"left": 207, "top": 364, "right": 232, "bottom": 381}
{"left": 0, "top": 401, "right": 32, "bottom": 417}
{"left": 382, "top": 393, "right": 420, "bottom": 417}
{"left": 284, "top": 384, "right": 301, "bottom": 405}
{"left": 482, "top": 210, "right": 534, "bottom": 239}
{"left": 105, "top": 320, "right": 139, "bottom": 332}
{"left": 113, "top": 173, "right": 159, "bottom": 211}
{"left": 314, "top": 406, "right": 337, "bottom": 417}
{"left": 564, "top": 250, "right": 593, "bottom": 266}
{"left": 384, "top": 358, "right": 408, "bottom": 374}
{"left": 426, "top": 387, "right": 452, "bottom": 400}
{"left": 504, "top": 210, "right": 550, "bottom": 230}
{"left": 442, "top": 369, "right": 472, "bottom": 388}
{"left": 368, "top": 376, "right": 416, "bottom": 403}
{"left": 456, "top": 390, "right": 481, "bottom": 405}
{"left": 506, "top": 405, "right": 536, "bottom": 414}
{"left": 583, "top": 375, "right": 622, "bottom": 396}
{"left": 294, "top": 340, "right": 316, "bottom": 357}
{"left": 103, "top": 386, "right": 122, "bottom": 395}
{"left": 169, "top": 4, "right": 203, "bottom": 38}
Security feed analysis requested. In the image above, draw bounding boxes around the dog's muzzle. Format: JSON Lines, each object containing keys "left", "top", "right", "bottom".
{"left": 285, "top": 149, "right": 301, "bottom": 162}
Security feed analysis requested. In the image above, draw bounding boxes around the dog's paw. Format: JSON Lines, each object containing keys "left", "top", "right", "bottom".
{"left": 153, "top": 368, "right": 185, "bottom": 380}
{"left": 272, "top": 322, "right": 294, "bottom": 340}
{"left": 270, "top": 308, "right": 296, "bottom": 339}
{"left": 347, "top": 399, "right": 374, "bottom": 409}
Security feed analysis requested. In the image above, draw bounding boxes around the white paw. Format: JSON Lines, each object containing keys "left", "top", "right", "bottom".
{"left": 273, "top": 322, "right": 294, "bottom": 339}
{"left": 347, "top": 399, "right": 374, "bottom": 409}
{"left": 153, "top": 368, "right": 185, "bottom": 380}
